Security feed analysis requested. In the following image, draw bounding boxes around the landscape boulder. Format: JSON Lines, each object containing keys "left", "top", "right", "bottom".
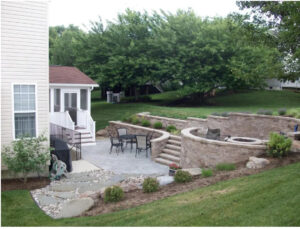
{"left": 246, "top": 157, "right": 270, "bottom": 169}
{"left": 182, "top": 168, "right": 202, "bottom": 176}
{"left": 157, "top": 175, "right": 174, "bottom": 186}
{"left": 96, "top": 128, "right": 108, "bottom": 137}
{"left": 59, "top": 197, "right": 94, "bottom": 218}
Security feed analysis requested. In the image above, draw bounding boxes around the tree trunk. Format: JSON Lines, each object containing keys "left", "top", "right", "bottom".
{"left": 134, "top": 87, "right": 139, "bottom": 101}
{"left": 146, "top": 86, "right": 149, "bottom": 95}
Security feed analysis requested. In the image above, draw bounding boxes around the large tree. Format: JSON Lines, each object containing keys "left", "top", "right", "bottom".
{"left": 237, "top": 1, "right": 300, "bottom": 81}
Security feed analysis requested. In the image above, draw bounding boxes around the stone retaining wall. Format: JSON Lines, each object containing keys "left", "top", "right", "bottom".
{"left": 137, "top": 112, "right": 187, "bottom": 130}
{"left": 109, "top": 121, "right": 170, "bottom": 159}
{"left": 139, "top": 112, "right": 300, "bottom": 139}
{"left": 180, "top": 127, "right": 267, "bottom": 168}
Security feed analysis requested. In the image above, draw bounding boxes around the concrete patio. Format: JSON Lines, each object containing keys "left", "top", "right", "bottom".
{"left": 81, "top": 138, "right": 169, "bottom": 176}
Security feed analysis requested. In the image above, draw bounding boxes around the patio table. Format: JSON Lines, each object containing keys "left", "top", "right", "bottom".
{"left": 119, "top": 134, "right": 137, "bottom": 151}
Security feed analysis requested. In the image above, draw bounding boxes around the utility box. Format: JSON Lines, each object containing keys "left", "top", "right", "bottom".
{"left": 106, "top": 91, "right": 113, "bottom": 103}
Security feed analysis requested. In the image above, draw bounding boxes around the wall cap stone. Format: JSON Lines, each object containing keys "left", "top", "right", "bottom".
{"left": 137, "top": 112, "right": 188, "bottom": 123}
{"left": 109, "top": 121, "right": 170, "bottom": 143}
{"left": 228, "top": 112, "right": 300, "bottom": 122}
{"left": 181, "top": 127, "right": 267, "bottom": 149}
{"left": 208, "top": 115, "right": 229, "bottom": 120}
{"left": 187, "top": 117, "right": 207, "bottom": 122}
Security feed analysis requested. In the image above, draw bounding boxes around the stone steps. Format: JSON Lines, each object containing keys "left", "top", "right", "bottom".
{"left": 154, "top": 157, "right": 175, "bottom": 166}
{"left": 162, "top": 148, "right": 180, "bottom": 157}
{"left": 167, "top": 139, "right": 181, "bottom": 146}
{"left": 159, "top": 153, "right": 180, "bottom": 162}
{"left": 165, "top": 144, "right": 181, "bottom": 151}
{"left": 155, "top": 135, "right": 182, "bottom": 166}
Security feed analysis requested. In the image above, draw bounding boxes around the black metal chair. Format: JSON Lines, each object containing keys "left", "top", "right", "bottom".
{"left": 146, "top": 131, "right": 154, "bottom": 149}
{"left": 108, "top": 131, "right": 123, "bottom": 154}
{"left": 135, "top": 135, "right": 150, "bottom": 158}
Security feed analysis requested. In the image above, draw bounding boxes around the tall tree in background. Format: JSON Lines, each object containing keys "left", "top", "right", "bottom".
{"left": 237, "top": 1, "right": 300, "bottom": 81}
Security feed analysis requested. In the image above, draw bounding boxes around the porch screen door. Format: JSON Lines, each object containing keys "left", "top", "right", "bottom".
{"left": 64, "top": 93, "right": 77, "bottom": 125}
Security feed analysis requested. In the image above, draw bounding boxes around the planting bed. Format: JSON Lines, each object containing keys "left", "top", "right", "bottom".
{"left": 2, "top": 177, "right": 50, "bottom": 191}
{"left": 83, "top": 152, "right": 300, "bottom": 217}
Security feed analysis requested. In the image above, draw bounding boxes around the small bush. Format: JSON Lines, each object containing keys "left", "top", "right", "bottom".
{"left": 286, "top": 109, "right": 300, "bottom": 118}
{"left": 153, "top": 122, "right": 163, "bottom": 129}
{"left": 142, "top": 177, "right": 159, "bottom": 193}
{"left": 141, "top": 119, "right": 151, "bottom": 127}
{"left": 216, "top": 163, "right": 236, "bottom": 171}
{"left": 104, "top": 186, "right": 124, "bottom": 203}
{"left": 211, "top": 112, "right": 221, "bottom": 116}
{"left": 221, "top": 112, "right": 229, "bottom": 117}
{"left": 267, "top": 132, "right": 292, "bottom": 158}
{"left": 2, "top": 134, "right": 51, "bottom": 183}
{"left": 166, "top": 125, "right": 177, "bottom": 133}
{"left": 257, "top": 109, "right": 272, "bottom": 116}
{"left": 202, "top": 169, "right": 213, "bottom": 177}
{"left": 174, "top": 170, "right": 192, "bottom": 183}
{"left": 278, "top": 108, "right": 287, "bottom": 116}
{"left": 131, "top": 115, "right": 140, "bottom": 125}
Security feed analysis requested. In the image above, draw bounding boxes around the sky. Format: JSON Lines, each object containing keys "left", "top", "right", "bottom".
{"left": 49, "top": 0, "right": 240, "bottom": 30}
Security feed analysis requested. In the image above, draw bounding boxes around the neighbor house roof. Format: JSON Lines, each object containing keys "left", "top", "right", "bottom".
{"left": 49, "top": 66, "right": 98, "bottom": 86}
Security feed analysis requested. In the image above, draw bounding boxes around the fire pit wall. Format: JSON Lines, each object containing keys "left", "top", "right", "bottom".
{"left": 137, "top": 112, "right": 300, "bottom": 168}
{"left": 108, "top": 121, "right": 170, "bottom": 159}
{"left": 181, "top": 127, "right": 267, "bottom": 168}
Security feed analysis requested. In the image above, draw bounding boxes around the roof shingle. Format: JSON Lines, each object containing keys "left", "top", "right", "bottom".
{"left": 49, "top": 66, "right": 98, "bottom": 85}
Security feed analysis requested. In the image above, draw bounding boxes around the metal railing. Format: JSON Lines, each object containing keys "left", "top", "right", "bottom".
{"left": 50, "top": 123, "right": 82, "bottom": 160}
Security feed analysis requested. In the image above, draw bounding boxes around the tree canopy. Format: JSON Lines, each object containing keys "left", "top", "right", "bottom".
{"left": 49, "top": 8, "right": 288, "bottom": 101}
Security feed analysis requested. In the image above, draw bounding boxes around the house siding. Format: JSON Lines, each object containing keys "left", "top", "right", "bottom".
{"left": 1, "top": 1, "right": 49, "bottom": 167}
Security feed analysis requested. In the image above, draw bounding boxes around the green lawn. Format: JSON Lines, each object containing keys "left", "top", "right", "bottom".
{"left": 91, "top": 90, "right": 300, "bottom": 130}
{"left": 2, "top": 162, "right": 300, "bottom": 226}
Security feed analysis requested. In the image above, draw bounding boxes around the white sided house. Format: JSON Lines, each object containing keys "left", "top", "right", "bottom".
{"left": 49, "top": 66, "right": 99, "bottom": 145}
{"left": 1, "top": 1, "right": 49, "bottom": 172}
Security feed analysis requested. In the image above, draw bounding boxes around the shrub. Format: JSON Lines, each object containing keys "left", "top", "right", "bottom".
{"left": 216, "top": 163, "right": 236, "bottom": 171}
{"left": 174, "top": 170, "right": 192, "bottom": 183}
{"left": 153, "top": 122, "right": 163, "bottom": 129}
{"left": 2, "top": 134, "right": 51, "bottom": 183}
{"left": 278, "top": 108, "right": 287, "bottom": 116}
{"left": 267, "top": 132, "right": 292, "bottom": 158}
{"left": 202, "top": 169, "right": 213, "bottom": 177}
{"left": 142, "top": 177, "right": 159, "bottom": 193}
{"left": 221, "top": 112, "right": 229, "bottom": 117}
{"left": 130, "top": 115, "right": 140, "bottom": 125}
{"left": 141, "top": 119, "right": 151, "bottom": 127}
{"left": 211, "top": 112, "right": 221, "bottom": 116}
{"left": 166, "top": 125, "right": 177, "bottom": 133}
{"left": 257, "top": 109, "right": 272, "bottom": 116}
{"left": 286, "top": 109, "right": 300, "bottom": 118}
{"left": 104, "top": 186, "right": 124, "bottom": 203}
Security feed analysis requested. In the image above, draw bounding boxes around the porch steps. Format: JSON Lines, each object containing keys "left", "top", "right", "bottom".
{"left": 67, "top": 127, "right": 96, "bottom": 146}
{"left": 155, "top": 134, "right": 181, "bottom": 166}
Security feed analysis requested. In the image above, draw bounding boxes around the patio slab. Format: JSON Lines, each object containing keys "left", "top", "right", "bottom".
{"left": 81, "top": 138, "right": 169, "bottom": 176}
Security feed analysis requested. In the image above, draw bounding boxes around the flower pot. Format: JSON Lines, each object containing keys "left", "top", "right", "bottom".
{"left": 169, "top": 169, "right": 176, "bottom": 176}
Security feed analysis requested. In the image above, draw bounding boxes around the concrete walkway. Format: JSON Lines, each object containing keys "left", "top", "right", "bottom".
{"left": 81, "top": 138, "right": 169, "bottom": 176}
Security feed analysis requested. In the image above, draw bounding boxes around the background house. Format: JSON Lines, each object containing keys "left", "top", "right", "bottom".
{"left": 49, "top": 66, "right": 98, "bottom": 145}
{"left": 1, "top": 1, "right": 49, "bottom": 174}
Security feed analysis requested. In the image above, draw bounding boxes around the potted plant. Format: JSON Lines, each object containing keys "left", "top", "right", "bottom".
{"left": 169, "top": 163, "right": 181, "bottom": 176}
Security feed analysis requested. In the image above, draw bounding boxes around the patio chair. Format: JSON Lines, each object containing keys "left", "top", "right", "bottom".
{"left": 206, "top": 128, "right": 221, "bottom": 140}
{"left": 135, "top": 135, "right": 150, "bottom": 158}
{"left": 117, "top": 128, "right": 133, "bottom": 148}
{"left": 146, "top": 131, "right": 154, "bottom": 149}
{"left": 108, "top": 131, "right": 123, "bottom": 154}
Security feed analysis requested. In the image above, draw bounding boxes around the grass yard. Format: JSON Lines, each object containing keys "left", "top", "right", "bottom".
{"left": 91, "top": 90, "right": 300, "bottom": 130}
{"left": 2, "top": 162, "right": 300, "bottom": 226}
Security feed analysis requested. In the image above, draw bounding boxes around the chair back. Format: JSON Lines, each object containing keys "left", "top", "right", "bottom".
{"left": 136, "top": 135, "right": 147, "bottom": 149}
{"left": 206, "top": 128, "right": 221, "bottom": 140}
{"left": 117, "top": 128, "right": 127, "bottom": 137}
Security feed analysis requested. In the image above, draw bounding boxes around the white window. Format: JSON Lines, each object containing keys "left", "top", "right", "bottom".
{"left": 13, "top": 85, "right": 36, "bottom": 138}
{"left": 54, "top": 89, "right": 61, "bottom": 112}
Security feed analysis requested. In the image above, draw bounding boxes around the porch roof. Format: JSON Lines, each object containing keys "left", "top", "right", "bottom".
{"left": 50, "top": 66, "right": 98, "bottom": 86}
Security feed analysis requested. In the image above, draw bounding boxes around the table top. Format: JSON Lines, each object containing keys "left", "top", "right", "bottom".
{"left": 119, "top": 134, "right": 146, "bottom": 139}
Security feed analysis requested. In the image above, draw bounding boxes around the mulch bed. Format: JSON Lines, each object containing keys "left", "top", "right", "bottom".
{"left": 1, "top": 177, "right": 50, "bottom": 191}
{"left": 83, "top": 153, "right": 300, "bottom": 217}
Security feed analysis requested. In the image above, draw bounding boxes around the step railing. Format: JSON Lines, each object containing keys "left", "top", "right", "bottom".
{"left": 50, "top": 111, "right": 75, "bottom": 130}
{"left": 77, "top": 109, "right": 96, "bottom": 142}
